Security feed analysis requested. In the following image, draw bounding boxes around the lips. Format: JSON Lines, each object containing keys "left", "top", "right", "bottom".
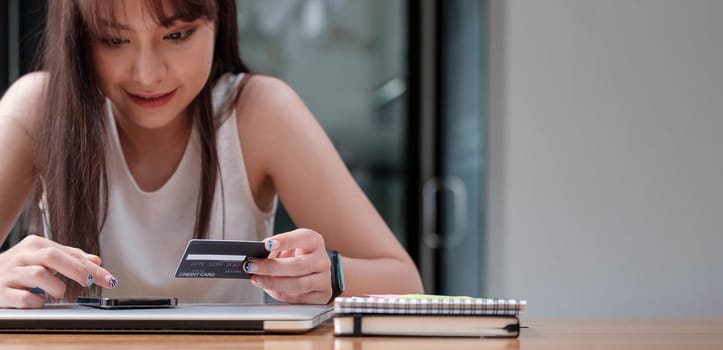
{"left": 127, "top": 89, "right": 176, "bottom": 108}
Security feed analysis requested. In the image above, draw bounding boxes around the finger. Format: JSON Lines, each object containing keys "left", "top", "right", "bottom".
{"left": 277, "top": 249, "right": 296, "bottom": 259}
{"left": 266, "top": 290, "right": 331, "bottom": 305}
{"left": 22, "top": 236, "right": 92, "bottom": 262}
{"left": 13, "top": 265, "right": 66, "bottom": 300}
{"left": 251, "top": 271, "right": 329, "bottom": 294}
{"left": 246, "top": 252, "right": 330, "bottom": 277}
{"left": 0, "top": 288, "right": 46, "bottom": 309}
{"left": 18, "top": 248, "right": 117, "bottom": 289}
{"left": 263, "top": 229, "right": 324, "bottom": 254}
{"left": 20, "top": 248, "right": 95, "bottom": 288}
{"left": 87, "top": 254, "right": 102, "bottom": 266}
{"left": 62, "top": 249, "right": 104, "bottom": 270}
{"left": 17, "top": 236, "right": 115, "bottom": 288}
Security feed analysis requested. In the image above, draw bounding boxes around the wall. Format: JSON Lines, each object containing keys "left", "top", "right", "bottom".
{"left": 485, "top": 0, "right": 723, "bottom": 316}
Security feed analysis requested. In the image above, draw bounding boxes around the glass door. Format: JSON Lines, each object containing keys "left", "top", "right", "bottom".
{"left": 437, "top": 0, "right": 485, "bottom": 297}
{"left": 236, "top": 0, "right": 411, "bottom": 245}
{"left": 238, "top": 0, "right": 486, "bottom": 297}
{"left": 414, "top": 0, "right": 485, "bottom": 296}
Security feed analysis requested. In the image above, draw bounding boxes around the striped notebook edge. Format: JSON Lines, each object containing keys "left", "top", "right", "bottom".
{"left": 334, "top": 296, "right": 527, "bottom": 316}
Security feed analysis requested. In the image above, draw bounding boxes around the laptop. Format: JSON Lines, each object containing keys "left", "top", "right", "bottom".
{"left": 0, "top": 303, "right": 333, "bottom": 333}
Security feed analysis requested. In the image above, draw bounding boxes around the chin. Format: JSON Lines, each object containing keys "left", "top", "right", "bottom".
{"left": 133, "top": 119, "right": 174, "bottom": 130}
{"left": 121, "top": 105, "right": 188, "bottom": 130}
{"left": 130, "top": 114, "right": 182, "bottom": 130}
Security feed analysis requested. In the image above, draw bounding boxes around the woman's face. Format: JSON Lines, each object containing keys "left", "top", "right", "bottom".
{"left": 90, "top": 1, "right": 215, "bottom": 130}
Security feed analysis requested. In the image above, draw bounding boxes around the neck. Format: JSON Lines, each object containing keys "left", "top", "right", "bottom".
{"left": 113, "top": 107, "right": 194, "bottom": 192}
{"left": 115, "top": 110, "right": 193, "bottom": 159}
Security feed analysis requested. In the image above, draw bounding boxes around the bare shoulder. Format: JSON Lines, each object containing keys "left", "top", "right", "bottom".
{"left": 234, "top": 75, "right": 322, "bottom": 162}
{"left": 235, "top": 75, "right": 308, "bottom": 127}
{"left": 0, "top": 71, "right": 49, "bottom": 136}
{"left": 232, "top": 75, "right": 339, "bottom": 204}
{"left": 232, "top": 75, "right": 321, "bottom": 208}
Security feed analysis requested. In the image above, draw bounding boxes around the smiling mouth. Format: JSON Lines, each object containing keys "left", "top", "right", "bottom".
{"left": 127, "top": 89, "right": 176, "bottom": 108}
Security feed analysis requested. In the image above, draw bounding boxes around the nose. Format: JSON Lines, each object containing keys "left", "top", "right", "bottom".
{"left": 131, "top": 45, "right": 166, "bottom": 87}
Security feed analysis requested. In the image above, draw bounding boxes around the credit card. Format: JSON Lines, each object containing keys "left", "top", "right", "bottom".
{"left": 174, "top": 239, "right": 268, "bottom": 279}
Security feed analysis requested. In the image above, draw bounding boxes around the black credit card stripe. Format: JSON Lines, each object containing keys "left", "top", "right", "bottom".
{"left": 185, "top": 240, "right": 268, "bottom": 256}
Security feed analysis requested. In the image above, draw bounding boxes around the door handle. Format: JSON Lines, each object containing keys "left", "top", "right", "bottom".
{"left": 422, "top": 176, "right": 468, "bottom": 249}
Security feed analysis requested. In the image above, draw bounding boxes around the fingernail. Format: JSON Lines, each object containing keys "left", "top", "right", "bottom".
{"left": 86, "top": 273, "right": 95, "bottom": 287}
{"left": 265, "top": 240, "right": 276, "bottom": 252}
{"left": 243, "top": 258, "right": 254, "bottom": 273}
{"left": 106, "top": 275, "right": 118, "bottom": 288}
{"left": 30, "top": 287, "right": 46, "bottom": 295}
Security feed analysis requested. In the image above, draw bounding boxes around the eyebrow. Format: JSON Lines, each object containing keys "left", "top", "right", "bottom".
{"left": 98, "top": 14, "right": 186, "bottom": 31}
{"left": 99, "top": 19, "right": 131, "bottom": 31}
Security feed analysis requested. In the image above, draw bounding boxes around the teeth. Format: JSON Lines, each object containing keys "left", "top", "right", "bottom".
{"left": 133, "top": 91, "right": 170, "bottom": 99}
{"left": 138, "top": 94, "right": 162, "bottom": 99}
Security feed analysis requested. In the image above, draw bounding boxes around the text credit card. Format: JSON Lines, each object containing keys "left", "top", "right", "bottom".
{"left": 174, "top": 239, "right": 268, "bottom": 279}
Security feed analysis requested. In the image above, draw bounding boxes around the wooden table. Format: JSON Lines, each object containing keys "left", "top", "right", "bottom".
{"left": 1, "top": 318, "right": 723, "bottom": 349}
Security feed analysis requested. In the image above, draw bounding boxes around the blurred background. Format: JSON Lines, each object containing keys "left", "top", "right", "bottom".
{"left": 2, "top": 0, "right": 722, "bottom": 317}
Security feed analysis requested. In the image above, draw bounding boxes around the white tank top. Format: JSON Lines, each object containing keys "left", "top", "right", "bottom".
{"left": 98, "top": 73, "right": 275, "bottom": 303}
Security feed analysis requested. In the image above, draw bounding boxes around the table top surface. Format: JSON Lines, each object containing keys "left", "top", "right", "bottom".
{"left": 2, "top": 318, "right": 723, "bottom": 350}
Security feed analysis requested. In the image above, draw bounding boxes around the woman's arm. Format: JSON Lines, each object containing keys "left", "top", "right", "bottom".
{"left": 236, "top": 76, "right": 423, "bottom": 302}
{"left": 0, "top": 73, "right": 117, "bottom": 308}
{"left": 0, "top": 73, "right": 45, "bottom": 238}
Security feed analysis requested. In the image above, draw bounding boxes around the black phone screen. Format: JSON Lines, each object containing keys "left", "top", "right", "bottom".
{"left": 77, "top": 296, "right": 178, "bottom": 309}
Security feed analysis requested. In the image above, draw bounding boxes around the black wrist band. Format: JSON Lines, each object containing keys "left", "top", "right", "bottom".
{"left": 326, "top": 249, "right": 345, "bottom": 304}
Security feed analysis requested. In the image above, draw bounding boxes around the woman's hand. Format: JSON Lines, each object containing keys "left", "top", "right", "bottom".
{"left": 244, "top": 229, "right": 332, "bottom": 304}
{"left": 0, "top": 235, "right": 117, "bottom": 308}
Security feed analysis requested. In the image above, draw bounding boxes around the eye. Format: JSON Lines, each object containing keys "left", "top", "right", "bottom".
{"left": 100, "top": 37, "right": 129, "bottom": 47}
{"left": 167, "top": 32, "right": 183, "bottom": 40}
{"left": 164, "top": 28, "right": 196, "bottom": 42}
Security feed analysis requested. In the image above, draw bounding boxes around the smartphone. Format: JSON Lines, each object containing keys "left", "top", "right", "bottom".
{"left": 77, "top": 296, "right": 178, "bottom": 309}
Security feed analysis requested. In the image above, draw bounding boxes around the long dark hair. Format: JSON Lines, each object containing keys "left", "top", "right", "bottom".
{"left": 37, "top": 0, "right": 249, "bottom": 299}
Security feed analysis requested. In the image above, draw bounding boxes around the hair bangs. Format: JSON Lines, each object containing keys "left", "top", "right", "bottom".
{"left": 78, "top": 0, "right": 217, "bottom": 38}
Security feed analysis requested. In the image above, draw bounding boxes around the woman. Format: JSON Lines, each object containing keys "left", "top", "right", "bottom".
{"left": 0, "top": 0, "right": 422, "bottom": 308}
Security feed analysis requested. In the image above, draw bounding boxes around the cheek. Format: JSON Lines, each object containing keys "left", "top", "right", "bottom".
{"left": 91, "top": 50, "right": 121, "bottom": 94}
{"left": 195, "top": 28, "right": 216, "bottom": 74}
{"left": 184, "top": 37, "right": 216, "bottom": 88}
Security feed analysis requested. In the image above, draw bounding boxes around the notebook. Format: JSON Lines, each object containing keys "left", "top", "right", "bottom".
{"left": 333, "top": 295, "right": 527, "bottom": 338}
{"left": 0, "top": 303, "right": 333, "bottom": 333}
{"left": 334, "top": 314, "right": 520, "bottom": 338}
{"left": 335, "top": 294, "right": 527, "bottom": 315}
